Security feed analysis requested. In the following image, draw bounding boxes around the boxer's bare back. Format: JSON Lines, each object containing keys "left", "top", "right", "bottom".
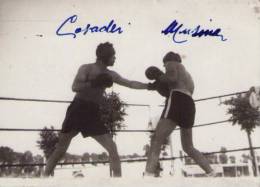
{"left": 163, "top": 61, "right": 194, "bottom": 97}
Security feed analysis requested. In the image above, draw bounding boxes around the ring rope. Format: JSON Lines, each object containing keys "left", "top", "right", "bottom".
{"left": 0, "top": 120, "right": 231, "bottom": 132}
{"left": 1, "top": 146, "right": 259, "bottom": 168}
{"left": 0, "top": 90, "right": 248, "bottom": 106}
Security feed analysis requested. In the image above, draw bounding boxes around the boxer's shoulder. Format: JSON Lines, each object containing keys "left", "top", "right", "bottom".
{"left": 78, "top": 63, "right": 92, "bottom": 73}
{"left": 106, "top": 70, "right": 121, "bottom": 80}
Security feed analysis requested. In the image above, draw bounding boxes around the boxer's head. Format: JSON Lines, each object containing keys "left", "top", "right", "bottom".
{"left": 96, "top": 42, "right": 116, "bottom": 66}
{"left": 163, "top": 51, "right": 182, "bottom": 66}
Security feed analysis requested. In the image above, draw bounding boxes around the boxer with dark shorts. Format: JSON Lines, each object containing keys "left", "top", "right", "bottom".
{"left": 44, "top": 42, "right": 148, "bottom": 177}
{"left": 145, "top": 51, "right": 216, "bottom": 177}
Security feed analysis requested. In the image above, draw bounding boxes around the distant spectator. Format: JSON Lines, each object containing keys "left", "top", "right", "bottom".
{"left": 248, "top": 86, "right": 260, "bottom": 109}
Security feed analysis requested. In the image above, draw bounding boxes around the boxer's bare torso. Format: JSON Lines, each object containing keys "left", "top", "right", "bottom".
{"left": 72, "top": 62, "right": 147, "bottom": 103}
{"left": 163, "top": 61, "right": 194, "bottom": 97}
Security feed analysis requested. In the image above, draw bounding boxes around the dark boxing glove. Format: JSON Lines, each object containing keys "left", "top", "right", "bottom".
{"left": 148, "top": 80, "right": 170, "bottom": 97}
{"left": 156, "top": 81, "right": 170, "bottom": 97}
{"left": 145, "top": 66, "right": 164, "bottom": 80}
{"left": 91, "top": 73, "right": 113, "bottom": 88}
{"left": 147, "top": 81, "right": 158, "bottom": 90}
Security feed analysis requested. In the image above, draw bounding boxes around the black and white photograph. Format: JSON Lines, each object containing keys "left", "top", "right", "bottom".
{"left": 0, "top": 0, "right": 260, "bottom": 186}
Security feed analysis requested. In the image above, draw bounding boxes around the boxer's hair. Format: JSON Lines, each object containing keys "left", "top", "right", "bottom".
{"left": 163, "top": 51, "right": 181, "bottom": 63}
{"left": 96, "top": 42, "right": 115, "bottom": 64}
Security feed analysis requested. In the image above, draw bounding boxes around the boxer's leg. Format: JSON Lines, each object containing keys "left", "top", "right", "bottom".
{"left": 44, "top": 131, "right": 78, "bottom": 176}
{"left": 145, "top": 118, "right": 176, "bottom": 175}
{"left": 180, "top": 128, "right": 213, "bottom": 174}
{"left": 92, "top": 133, "right": 121, "bottom": 177}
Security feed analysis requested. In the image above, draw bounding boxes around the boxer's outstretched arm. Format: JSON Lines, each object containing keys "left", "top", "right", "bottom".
{"left": 72, "top": 65, "right": 91, "bottom": 92}
{"left": 111, "top": 71, "right": 148, "bottom": 89}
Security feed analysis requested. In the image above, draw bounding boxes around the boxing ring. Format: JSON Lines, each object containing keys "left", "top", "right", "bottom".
{"left": 0, "top": 91, "right": 260, "bottom": 187}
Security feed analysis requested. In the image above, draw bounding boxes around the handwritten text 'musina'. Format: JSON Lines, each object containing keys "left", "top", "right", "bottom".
{"left": 161, "top": 19, "right": 227, "bottom": 44}
{"left": 56, "top": 15, "right": 123, "bottom": 38}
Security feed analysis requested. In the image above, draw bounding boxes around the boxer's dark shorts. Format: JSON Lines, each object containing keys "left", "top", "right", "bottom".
{"left": 160, "top": 91, "right": 195, "bottom": 129}
{"left": 61, "top": 98, "right": 109, "bottom": 137}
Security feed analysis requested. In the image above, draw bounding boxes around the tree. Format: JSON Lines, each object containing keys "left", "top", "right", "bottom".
{"left": 100, "top": 92, "right": 127, "bottom": 136}
{"left": 229, "top": 156, "right": 236, "bottom": 164}
{"left": 219, "top": 147, "right": 228, "bottom": 164}
{"left": 82, "top": 152, "right": 90, "bottom": 162}
{"left": 62, "top": 153, "right": 82, "bottom": 166}
{"left": 0, "top": 146, "right": 15, "bottom": 176}
{"left": 205, "top": 154, "right": 218, "bottom": 164}
{"left": 241, "top": 154, "right": 250, "bottom": 163}
{"left": 33, "top": 154, "right": 44, "bottom": 177}
{"left": 223, "top": 93, "right": 260, "bottom": 176}
{"left": 98, "top": 152, "right": 109, "bottom": 161}
{"left": 90, "top": 153, "right": 99, "bottom": 162}
{"left": 0, "top": 146, "right": 15, "bottom": 164}
{"left": 13, "top": 152, "right": 23, "bottom": 163}
{"left": 129, "top": 153, "right": 140, "bottom": 158}
{"left": 36, "top": 126, "right": 59, "bottom": 160}
{"left": 63, "top": 153, "right": 73, "bottom": 163}
{"left": 20, "top": 151, "right": 35, "bottom": 175}
{"left": 162, "top": 151, "right": 168, "bottom": 157}
{"left": 12, "top": 152, "right": 24, "bottom": 176}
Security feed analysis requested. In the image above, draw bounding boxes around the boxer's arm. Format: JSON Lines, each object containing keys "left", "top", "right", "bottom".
{"left": 72, "top": 65, "right": 91, "bottom": 92}
{"left": 111, "top": 71, "right": 148, "bottom": 89}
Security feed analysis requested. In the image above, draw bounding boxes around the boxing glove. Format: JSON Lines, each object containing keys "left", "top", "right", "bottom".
{"left": 148, "top": 80, "right": 169, "bottom": 97}
{"left": 145, "top": 66, "right": 164, "bottom": 80}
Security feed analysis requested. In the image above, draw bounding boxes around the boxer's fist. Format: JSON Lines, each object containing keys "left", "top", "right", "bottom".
{"left": 156, "top": 81, "right": 170, "bottom": 97}
{"left": 147, "top": 80, "right": 169, "bottom": 97}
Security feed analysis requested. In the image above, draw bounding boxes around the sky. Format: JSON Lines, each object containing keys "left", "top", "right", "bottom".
{"left": 0, "top": 0, "right": 260, "bottom": 159}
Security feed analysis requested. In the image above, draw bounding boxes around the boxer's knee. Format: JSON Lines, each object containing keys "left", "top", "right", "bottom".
{"left": 151, "top": 133, "right": 164, "bottom": 147}
{"left": 55, "top": 143, "right": 68, "bottom": 155}
{"left": 54, "top": 139, "right": 71, "bottom": 155}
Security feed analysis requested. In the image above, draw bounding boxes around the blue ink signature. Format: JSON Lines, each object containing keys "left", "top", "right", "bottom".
{"left": 161, "top": 19, "right": 227, "bottom": 44}
{"left": 56, "top": 15, "right": 123, "bottom": 38}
